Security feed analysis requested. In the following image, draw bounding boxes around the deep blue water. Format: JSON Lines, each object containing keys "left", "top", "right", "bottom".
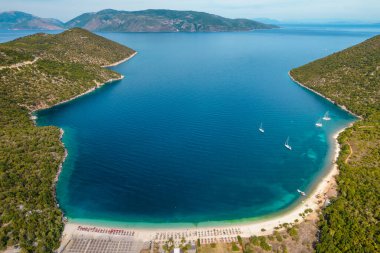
{"left": 2, "top": 26, "right": 378, "bottom": 226}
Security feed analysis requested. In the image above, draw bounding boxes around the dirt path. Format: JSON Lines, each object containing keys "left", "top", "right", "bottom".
{"left": 345, "top": 142, "right": 353, "bottom": 164}
{"left": 0, "top": 57, "right": 39, "bottom": 70}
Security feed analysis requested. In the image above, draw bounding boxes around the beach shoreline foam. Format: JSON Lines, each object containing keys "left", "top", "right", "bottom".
{"left": 57, "top": 74, "right": 356, "bottom": 249}
{"left": 33, "top": 52, "right": 136, "bottom": 145}
{"left": 28, "top": 52, "right": 137, "bottom": 244}
{"left": 64, "top": 128, "right": 344, "bottom": 235}
{"left": 54, "top": 61, "right": 358, "bottom": 252}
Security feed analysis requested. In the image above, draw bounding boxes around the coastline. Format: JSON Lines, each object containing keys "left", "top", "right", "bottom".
{"left": 30, "top": 74, "right": 125, "bottom": 219}
{"left": 33, "top": 52, "right": 137, "bottom": 152}
{"left": 58, "top": 113, "right": 352, "bottom": 247}
{"left": 31, "top": 52, "right": 137, "bottom": 115}
{"left": 30, "top": 52, "right": 137, "bottom": 231}
{"left": 57, "top": 62, "right": 355, "bottom": 248}
{"left": 288, "top": 71, "right": 362, "bottom": 119}
{"left": 55, "top": 129, "right": 68, "bottom": 183}
{"left": 58, "top": 75, "right": 124, "bottom": 107}
{"left": 34, "top": 73, "right": 126, "bottom": 199}
{"left": 102, "top": 52, "right": 137, "bottom": 67}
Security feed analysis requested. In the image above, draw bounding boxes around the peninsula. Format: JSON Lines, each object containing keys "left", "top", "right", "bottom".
{"left": 290, "top": 35, "right": 379, "bottom": 252}
{"left": 0, "top": 28, "right": 135, "bottom": 252}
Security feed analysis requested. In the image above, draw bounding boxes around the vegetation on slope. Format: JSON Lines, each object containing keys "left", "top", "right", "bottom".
{"left": 1, "top": 10, "right": 278, "bottom": 32}
{"left": 65, "top": 9, "right": 278, "bottom": 32}
{"left": 290, "top": 35, "right": 380, "bottom": 252}
{"left": 0, "top": 28, "right": 135, "bottom": 252}
{"left": 1, "top": 28, "right": 135, "bottom": 66}
{"left": 0, "top": 48, "right": 34, "bottom": 67}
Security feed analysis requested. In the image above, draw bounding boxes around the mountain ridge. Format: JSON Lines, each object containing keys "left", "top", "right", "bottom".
{"left": 0, "top": 11, "right": 64, "bottom": 30}
{"left": 0, "top": 9, "right": 278, "bottom": 32}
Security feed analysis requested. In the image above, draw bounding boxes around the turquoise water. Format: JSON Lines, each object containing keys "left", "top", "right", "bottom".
{"left": 2, "top": 26, "right": 377, "bottom": 226}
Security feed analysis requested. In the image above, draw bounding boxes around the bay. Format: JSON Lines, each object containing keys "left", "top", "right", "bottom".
{"left": 2, "top": 25, "right": 377, "bottom": 226}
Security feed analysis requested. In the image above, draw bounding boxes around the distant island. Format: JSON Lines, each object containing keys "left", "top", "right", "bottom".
{"left": 65, "top": 9, "right": 278, "bottom": 32}
{"left": 0, "top": 11, "right": 64, "bottom": 30}
{"left": 290, "top": 35, "right": 379, "bottom": 252}
{"left": 0, "top": 10, "right": 278, "bottom": 32}
{"left": 0, "top": 28, "right": 135, "bottom": 252}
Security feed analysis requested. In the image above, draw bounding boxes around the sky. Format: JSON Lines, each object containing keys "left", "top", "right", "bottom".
{"left": 1, "top": 0, "right": 380, "bottom": 23}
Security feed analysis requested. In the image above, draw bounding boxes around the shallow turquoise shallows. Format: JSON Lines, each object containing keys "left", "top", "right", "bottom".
{"left": 3, "top": 25, "right": 378, "bottom": 227}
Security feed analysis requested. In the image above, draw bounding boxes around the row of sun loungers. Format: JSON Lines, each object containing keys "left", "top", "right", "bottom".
{"left": 197, "top": 237, "right": 238, "bottom": 244}
{"left": 74, "top": 225, "right": 242, "bottom": 248}
{"left": 64, "top": 238, "right": 143, "bottom": 253}
{"left": 154, "top": 227, "right": 242, "bottom": 241}
{"left": 155, "top": 236, "right": 238, "bottom": 246}
{"left": 77, "top": 226, "right": 135, "bottom": 236}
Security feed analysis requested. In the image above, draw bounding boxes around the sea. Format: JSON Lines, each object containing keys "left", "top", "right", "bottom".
{"left": 1, "top": 24, "right": 379, "bottom": 227}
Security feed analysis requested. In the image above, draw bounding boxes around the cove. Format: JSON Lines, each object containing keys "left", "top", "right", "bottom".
{"left": 34, "top": 26, "right": 376, "bottom": 226}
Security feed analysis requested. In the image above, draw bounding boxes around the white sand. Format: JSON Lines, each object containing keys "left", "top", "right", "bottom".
{"left": 59, "top": 127, "right": 346, "bottom": 249}
{"left": 58, "top": 59, "right": 354, "bottom": 249}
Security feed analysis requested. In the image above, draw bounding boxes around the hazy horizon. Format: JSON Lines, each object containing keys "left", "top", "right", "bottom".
{"left": 1, "top": 0, "right": 380, "bottom": 23}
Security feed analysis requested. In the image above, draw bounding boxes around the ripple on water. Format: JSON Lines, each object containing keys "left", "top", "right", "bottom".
{"left": 33, "top": 28, "right": 362, "bottom": 225}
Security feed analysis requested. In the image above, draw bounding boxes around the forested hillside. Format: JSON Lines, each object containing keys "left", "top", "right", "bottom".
{"left": 65, "top": 9, "right": 278, "bottom": 32}
{"left": 0, "top": 28, "right": 135, "bottom": 252}
{"left": 290, "top": 35, "right": 380, "bottom": 252}
{"left": 0, "top": 9, "right": 278, "bottom": 32}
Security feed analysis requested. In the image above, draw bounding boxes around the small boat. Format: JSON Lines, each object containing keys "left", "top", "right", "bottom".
{"left": 284, "top": 137, "right": 292, "bottom": 150}
{"left": 297, "top": 189, "right": 306, "bottom": 196}
{"left": 315, "top": 118, "right": 323, "bottom": 127}
{"left": 259, "top": 122, "right": 264, "bottom": 133}
{"left": 322, "top": 111, "right": 331, "bottom": 121}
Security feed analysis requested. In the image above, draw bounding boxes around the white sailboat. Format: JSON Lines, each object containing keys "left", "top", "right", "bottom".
{"left": 315, "top": 118, "right": 323, "bottom": 127}
{"left": 297, "top": 189, "right": 306, "bottom": 196}
{"left": 259, "top": 122, "right": 264, "bottom": 133}
{"left": 284, "top": 137, "right": 292, "bottom": 150}
{"left": 322, "top": 111, "right": 331, "bottom": 121}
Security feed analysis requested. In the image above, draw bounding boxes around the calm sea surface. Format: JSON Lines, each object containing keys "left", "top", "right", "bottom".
{"left": 2, "top": 25, "right": 378, "bottom": 226}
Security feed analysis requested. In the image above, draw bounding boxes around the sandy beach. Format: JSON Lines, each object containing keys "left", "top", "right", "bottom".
{"left": 57, "top": 60, "right": 354, "bottom": 251}
{"left": 57, "top": 124, "right": 348, "bottom": 252}
{"left": 26, "top": 52, "right": 137, "bottom": 250}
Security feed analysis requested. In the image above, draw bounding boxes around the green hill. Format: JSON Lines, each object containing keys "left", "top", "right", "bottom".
{"left": 0, "top": 9, "right": 278, "bottom": 32}
{"left": 0, "top": 28, "right": 135, "bottom": 252}
{"left": 65, "top": 9, "right": 278, "bottom": 32}
{"left": 1, "top": 28, "right": 135, "bottom": 67}
{"left": 290, "top": 35, "right": 380, "bottom": 252}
